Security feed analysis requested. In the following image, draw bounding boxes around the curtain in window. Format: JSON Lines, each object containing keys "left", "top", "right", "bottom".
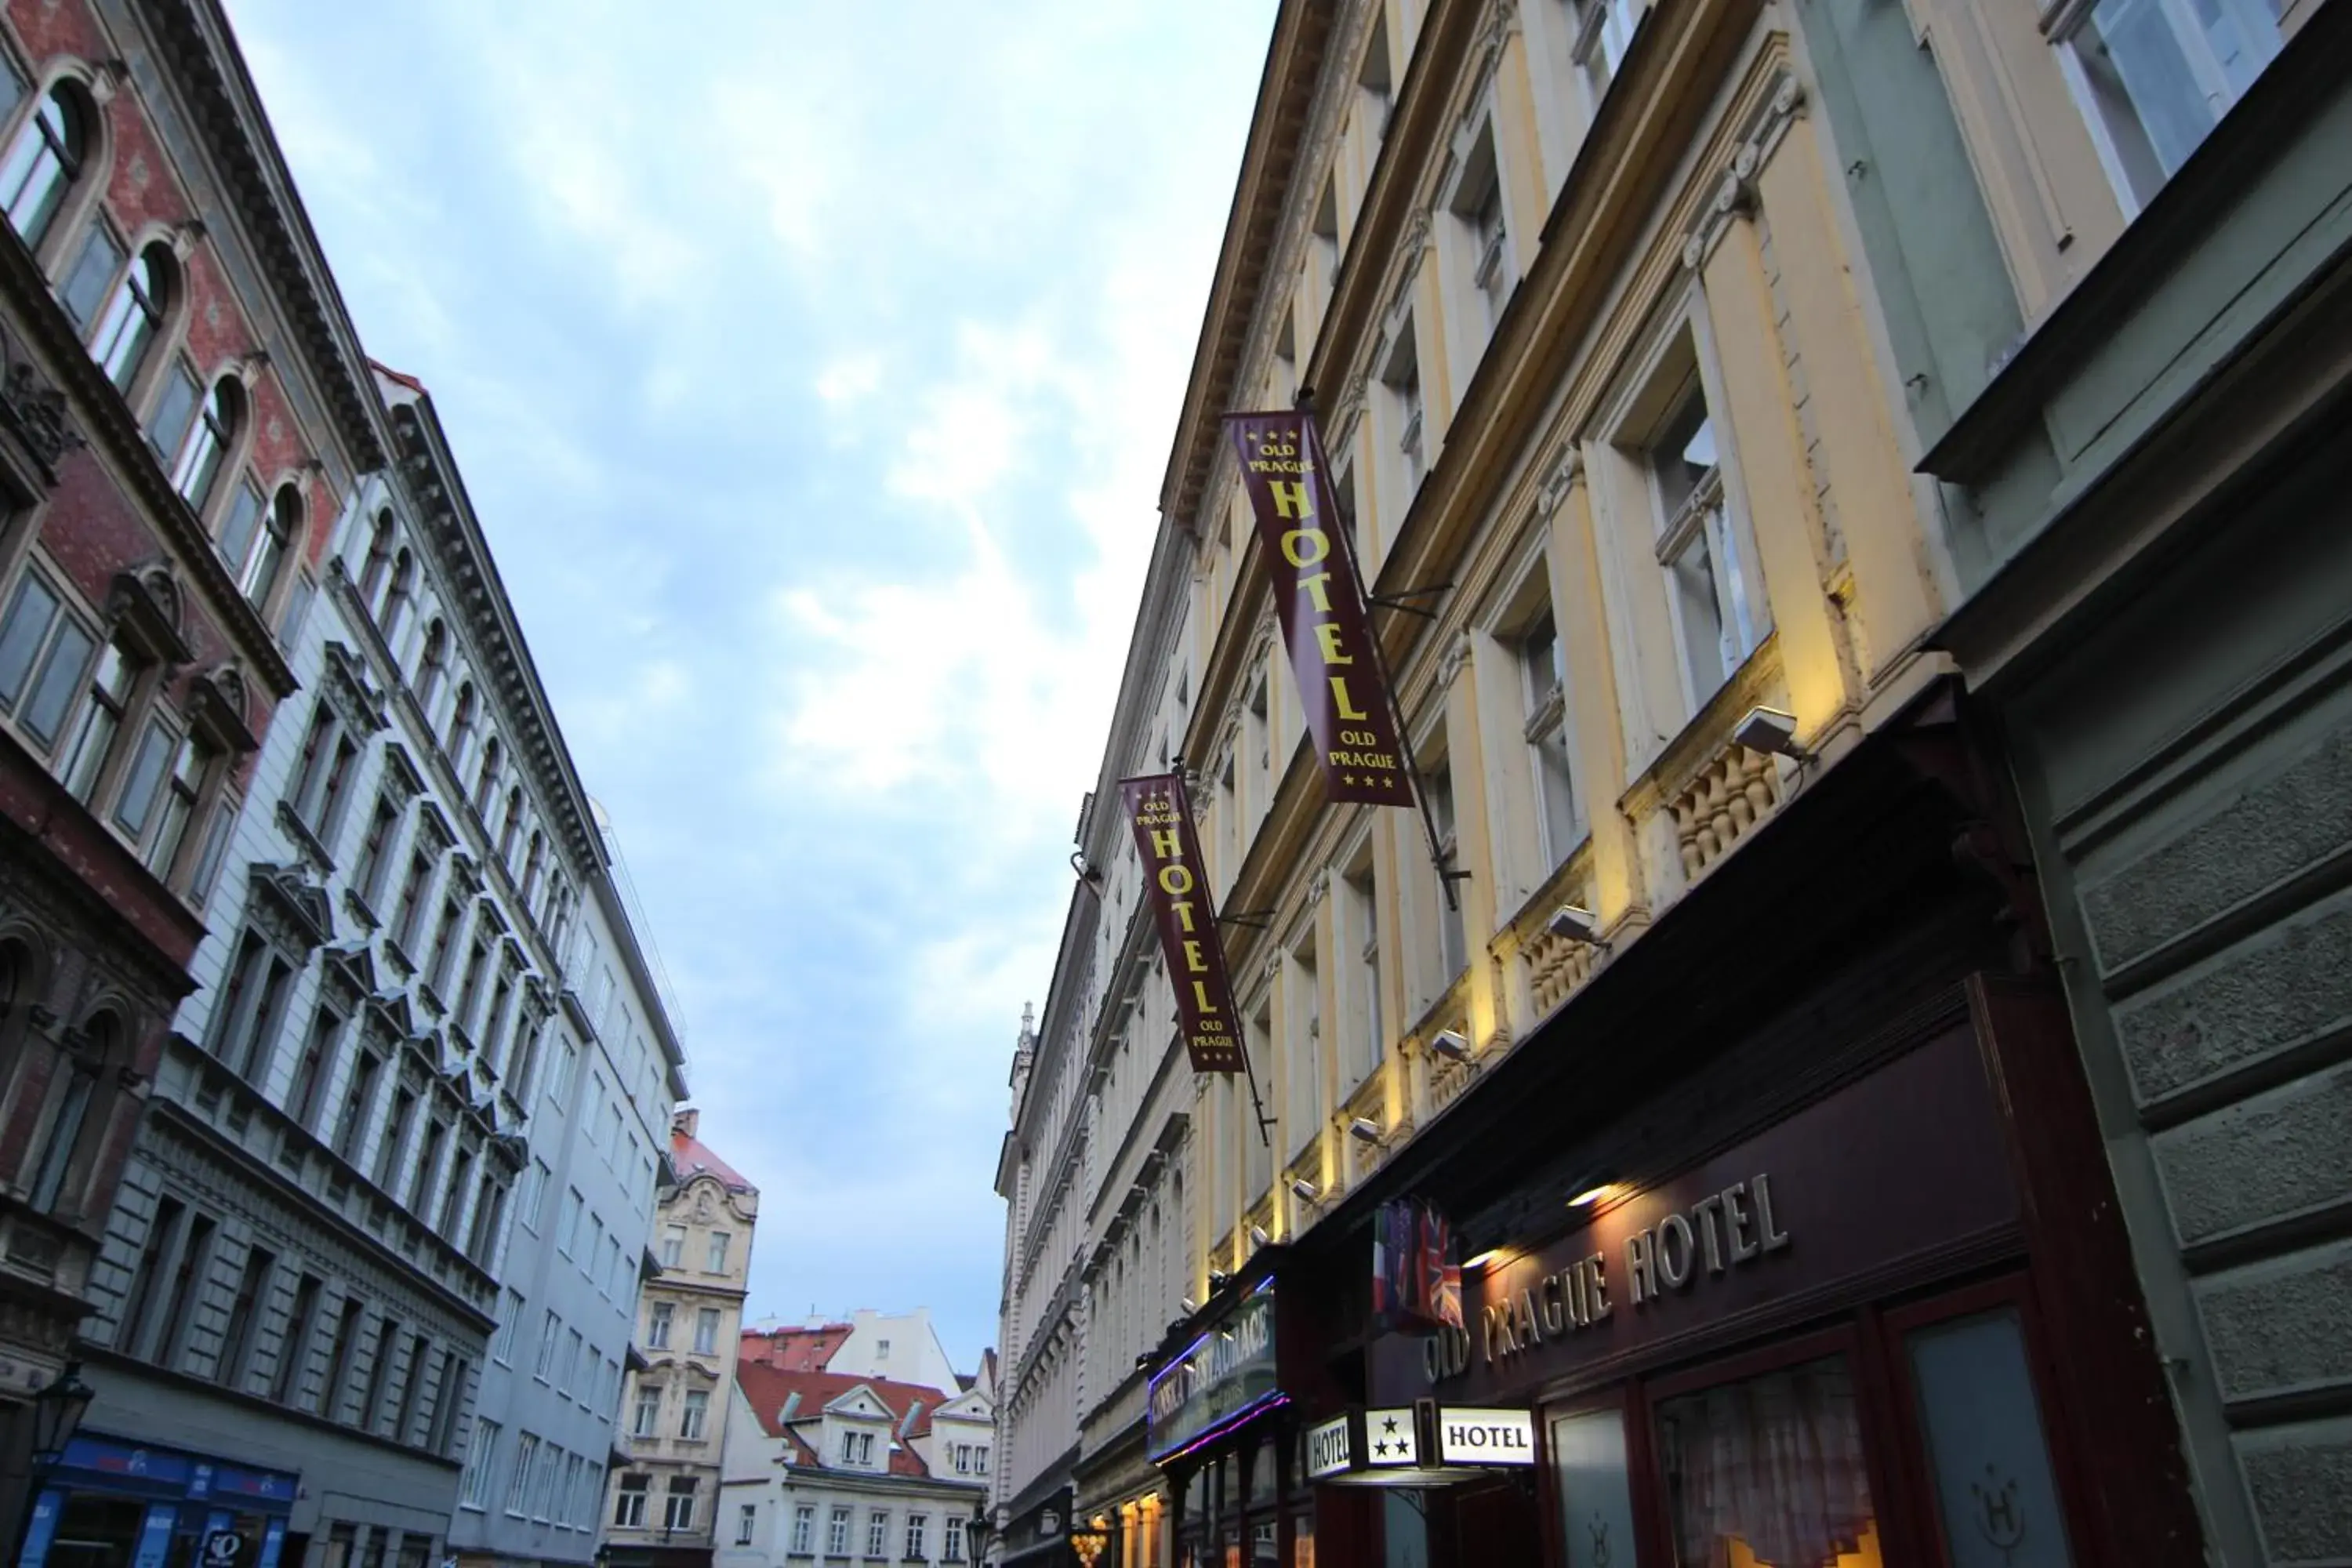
{"left": 1659, "top": 1357, "right": 1875, "bottom": 1568}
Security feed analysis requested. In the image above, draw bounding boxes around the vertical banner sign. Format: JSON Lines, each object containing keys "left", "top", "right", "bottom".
{"left": 1225, "top": 411, "right": 1417, "bottom": 808}
{"left": 1122, "top": 774, "right": 1245, "bottom": 1074}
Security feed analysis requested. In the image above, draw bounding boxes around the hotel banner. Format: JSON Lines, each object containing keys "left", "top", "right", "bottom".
{"left": 1225, "top": 411, "right": 1417, "bottom": 808}
{"left": 1121, "top": 773, "right": 1246, "bottom": 1075}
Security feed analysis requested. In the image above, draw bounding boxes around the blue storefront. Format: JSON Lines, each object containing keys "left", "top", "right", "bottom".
{"left": 21, "top": 1431, "right": 299, "bottom": 1568}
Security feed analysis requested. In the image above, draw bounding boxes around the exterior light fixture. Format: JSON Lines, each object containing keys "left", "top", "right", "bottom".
{"left": 1567, "top": 1172, "right": 1620, "bottom": 1209}
{"left": 1348, "top": 1117, "right": 1385, "bottom": 1144}
{"left": 1463, "top": 1249, "right": 1504, "bottom": 1272}
{"left": 1547, "top": 905, "right": 1601, "bottom": 943}
{"left": 1179, "top": 1297, "right": 1196, "bottom": 1315}
{"left": 1732, "top": 706, "right": 1808, "bottom": 760}
{"left": 1207, "top": 1269, "right": 1231, "bottom": 1290}
{"left": 1289, "top": 1178, "right": 1319, "bottom": 1203}
{"left": 1249, "top": 1225, "right": 1271, "bottom": 1249}
{"left": 1428, "top": 1028, "right": 1472, "bottom": 1062}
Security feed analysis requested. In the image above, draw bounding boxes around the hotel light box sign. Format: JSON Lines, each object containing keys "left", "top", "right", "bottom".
{"left": 1305, "top": 1403, "right": 1534, "bottom": 1487}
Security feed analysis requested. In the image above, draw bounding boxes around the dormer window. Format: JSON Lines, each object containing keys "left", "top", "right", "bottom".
{"left": 839, "top": 1429, "right": 874, "bottom": 1466}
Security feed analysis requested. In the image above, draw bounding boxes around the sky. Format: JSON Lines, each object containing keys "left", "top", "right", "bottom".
{"left": 220, "top": 0, "right": 1276, "bottom": 1370}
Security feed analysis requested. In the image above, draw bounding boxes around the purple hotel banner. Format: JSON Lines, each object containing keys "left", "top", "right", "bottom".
{"left": 1225, "top": 411, "right": 1417, "bottom": 808}
{"left": 1121, "top": 773, "right": 1245, "bottom": 1074}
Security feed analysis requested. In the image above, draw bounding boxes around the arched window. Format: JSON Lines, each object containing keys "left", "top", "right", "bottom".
{"left": 29, "top": 1011, "right": 114, "bottom": 1211}
{"left": 472, "top": 735, "right": 502, "bottom": 816}
{"left": 90, "top": 242, "right": 171, "bottom": 390}
{"left": 499, "top": 787, "right": 524, "bottom": 864}
{"left": 234, "top": 485, "right": 295, "bottom": 606}
{"left": 416, "top": 619, "right": 449, "bottom": 713}
{"left": 521, "top": 831, "right": 546, "bottom": 907}
{"left": 447, "top": 682, "right": 477, "bottom": 768}
{"left": 381, "top": 548, "right": 416, "bottom": 643}
{"left": 0, "top": 82, "right": 89, "bottom": 248}
{"left": 358, "top": 511, "right": 395, "bottom": 603}
{"left": 169, "top": 377, "right": 241, "bottom": 509}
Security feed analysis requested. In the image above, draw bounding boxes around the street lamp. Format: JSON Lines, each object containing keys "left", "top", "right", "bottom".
{"left": 11, "top": 1361, "right": 95, "bottom": 1562}
{"left": 967, "top": 1505, "right": 993, "bottom": 1563}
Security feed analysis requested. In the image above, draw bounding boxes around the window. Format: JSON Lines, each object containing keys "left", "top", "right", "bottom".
{"left": 506, "top": 1432, "right": 540, "bottom": 1517}
{"left": 558, "top": 1187, "right": 584, "bottom": 1257}
{"left": 1570, "top": 0, "right": 1642, "bottom": 103}
{"left": 535, "top": 1309, "right": 562, "bottom": 1379}
{"left": 829, "top": 1505, "right": 853, "bottom": 1556}
{"left": 244, "top": 486, "right": 296, "bottom": 607}
{"left": 499, "top": 784, "right": 524, "bottom": 863}
{"left": 1656, "top": 1356, "right": 1878, "bottom": 1566}
{"left": 329, "top": 1051, "right": 379, "bottom": 1162}
{"left": 371, "top": 1085, "right": 415, "bottom": 1189}
{"left": 1452, "top": 128, "right": 1513, "bottom": 336}
{"left": 2062, "top": 0, "right": 2281, "bottom": 213}
{"left": 58, "top": 639, "right": 136, "bottom": 805}
{"left": 1646, "top": 361, "right": 1760, "bottom": 714}
{"left": 706, "top": 1230, "right": 731, "bottom": 1273}
{"left": 945, "top": 1515, "right": 967, "bottom": 1563}
{"left": 532, "top": 1439, "right": 561, "bottom": 1522}
{"left": 59, "top": 223, "right": 122, "bottom": 336}
{"left": 648, "top": 1301, "right": 674, "bottom": 1349}
{"left": 390, "top": 1331, "right": 430, "bottom": 1445}
{"left": 352, "top": 793, "right": 401, "bottom": 907}
{"left": 171, "top": 378, "right": 240, "bottom": 510}
{"left": 559, "top": 1453, "right": 585, "bottom": 1530}
{"left": 147, "top": 362, "right": 202, "bottom": 474}
{"left": 151, "top": 1212, "right": 217, "bottom": 1370}
{"left": 738, "top": 1503, "right": 758, "bottom": 1547}
{"left": 0, "top": 82, "right": 86, "bottom": 247}
{"left": 390, "top": 844, "right": 436, "bottom": 951}
{"left": 840, "top": 1429, "right": 874, "bottom": 1466}
{"left": 379, "top": 549, "right": 416, "bottom": 645}
{"left": 460, "top": 1418, "right": 500, "bottom": 1511}
{"left": 210, "top": 930, "right": 293, "bottom": 1083}
{"left": 447, "top": 682, "right": 478, "bottom": 771}
{"left": 316, "top": 1293, "right": 364, "bottom": 1419}
{"left": 660, "top": 1224, "right": 685, "bottom": 1268}
{"left": 558, "top": 1327, "right": 583, "bottom": 1394}
{"left": 1382, "top": 324, "right": 1425, "bottom": 499}
{"left": 358, "top": 511, "right": 395, "bottom": 603}
{"left": 143, "top": 731, "right": 211, "bottom": 878}
{"left": 358, "top": 1312, "right": 401, "bottom": 1433}
{"left": 793, "top": 1504, "right": 817, "bottom": 1555}
{"left": 416, "top": 620, "right": 449, "bottom": 715}
{"left": 632, "top": 1382, "right": 662, "bottom": 1436}
{"left": 284, "top": 1000, "right": 343, "bottom": 1130}
{"left": 612, "top": 1472, "right": 649, "bottom": 1529}
{"left": 905, "top": 1514, "right": 929, "bottom": 1561}
{"left": 218, "top": 482, "right": 267, "bottom": 592}
{"left": 0, "top": 571, "right": 96, "bottom": 750}
{"left": 491, "top": 1289, "right": 522, "bottom": 1365}
{"left": 403, "top": 1118, "right": 446, "bottom": 1212}
{"left": 680, "top": 1388, "right": 710, "bottom": 1439}
{"left": 866, "top": 1509, "right": 890, "bottom": 1559}
{"left": 693, "top": 1307, "right": 720, "bottom": 1356}
{"left": 1424, "top": 753, "right": 1467, "bottom": 985}
{"left": 665, "top": 1475, "right": 698, "bottom": 1532}
{"left": 85, "top": 240, "right": 169, "bottom": 388}
{"left": 517, "top": 1156, "right": 550, "bottom": 1231}
{"left": 216, "top": 1245, "right": 274, "bottom": 1391}
{"left": 1519, "top": 612, "right": 1581, "bottom": 866}
{"left": 548, "top": 1036, "right": 580, "bottom": 1109}
{"left": 271, "top": 1272, "right": 324, "bottom": 1406}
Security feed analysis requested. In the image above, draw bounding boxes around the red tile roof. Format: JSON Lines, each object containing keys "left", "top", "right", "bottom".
{"left": 735, "top": 1362, "right": 957, "bottom": 1479}
{"left": 673, "top": 1128, "right": 756, "bottom": 1193}
{"left": 368, "top": 358, "right": 428, "bottom": 395}
{"left": 739, "top": 1323, "right": 851, "bottom": 1371}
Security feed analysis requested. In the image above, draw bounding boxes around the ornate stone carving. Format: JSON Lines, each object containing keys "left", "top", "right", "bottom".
{"left": 1671, "top": 743, "right": 1785, "bottom": 882}
{"left": 1536, "top": 443, "right": 1583, "bottom": 520}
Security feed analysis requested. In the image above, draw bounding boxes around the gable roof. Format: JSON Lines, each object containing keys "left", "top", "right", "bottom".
{"left": 739, "top": 1323, "right": 851, "bottom": 1370}
{"left": 735, "top": 1362, "right": 964, "bottom": 1479}
{"left": 673, "top": 1127, "right": 755, "bottom": 1193}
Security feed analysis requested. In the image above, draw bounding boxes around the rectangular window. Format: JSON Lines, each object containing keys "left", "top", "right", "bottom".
{"left": 648, "top": 1301, "right": 673, "bottom": 1349}
{"left": 665, "top": 1475, "right": 698, "bottom": 1532}
{"left": 535, "top": 1309, "right": 561, "bottom": 1379}
{"left": 2062, "top": 0, "right": 2281, "bottom": 214}
{"left": 352, "top": 793, "right": 401, "bottom": 906}
{"left": 558, "top": 1327, "right": 583, "bottom": 1395}
{"left": 1383, "top": 325, "right": 1425, "bottom": 499}
{"left": 371, "top": 1085, "right": 414, "bottom": 1189}
{"left": 216, "top": 1243, "right": 274, "bottom": 1392}
{"left": 459, "top": 1417, "right": 500, "bottom": 1511}
{"left": 318, "top": 1293, "right": 364, "bottom": 1420}
{"left": 633, "top": 1382, "right": 662, "bottom": 1436}
{"left": 390, "top": 1333, "right": 430, "bottom": 1444}
{"left": 1519, "top": 612, "right": 1581, "bottom": 867}
{"left": 706, "top": 1231, "right": 731, "bottom": 1272}
{"left": 829, "top": 1506, "right": 853, "bottom": 1556}
{"left": 1424, "top": 753, "right": 1467, "bottom": 985}
{"left": 331, "top": 1051, "right": 381, "bottom": 1163}
{"left": 147, "top": 362, "right": 201, "bottom": 463}
{"left": 60, "top": 223, "right": 124, "bottom": 332}
{"left": 1646, "top": 359, "right": 1760, "bottom": 716}
{"left": 693, "top": 1306, "right": 720, "bottom": 1356}
{"left": 59, "top": 639, "right": 137, "bottom": 805}
{"left": 905, "top": 1514, "right": 928, "bottom": 1560}
{"left": 154, "top": 1214, "right": 216, "bottom": 1371}
{"left": 738, "top": 1503, "right": 758, "bottom": 1546}
{"left": 0, "top": 571, "right": 95, "bottom": 750}
{"left": 532, "top": 1440, "right": 561, "bottom": 1521}
{"left": 558, "top": 1187, "right": 583, "bottom": 1257}
{"left": 492, "top": 1289, "right": 522, "bottom": 1365}
{"left": 506, "top": 1432, "right": 539, "bottom": 1517}
{"left": 1655, "top": 1356, "right": 1878, "bottom": 1566}
{"left": 661, "top": 1224, "right": 686, "bottom": 1268}
{"left": 432, "top": 1355, "right": 470, "bottom": 1455}
{"left": 110, "top": 715, "right": 175, "bottom": 840}
{"left": 866, "top": 1509, "right": 890, "bottom": 1559}
{"left": 680, "top": 1388, "right": 710, "bottom": 1440}
{"left": 559, "top": 1453, "right": 584, "bottom": 1531}
{"left": 270, "top": 1272, "right": 324, "bottom": 1406}
{"left": 390, "top": 847, "right": 435, "bottom": 950}
{"left": 358, "top": 1313, "right": 401, "bottom": 1433}
{"left": 945, "top": 1516, "right": 965, "bottom": 1562}
{"left": 547, "top": 1036, "right": 579, "bottom": 1108}
{"left": 143, "top": 731, "right": 209, "bottom": 879}
{"left": 1570, "top": 0, "right": 1642, "bottom": 104}
{"left": 794, "top": 1504, "right": 817, "bottom": 1555}
{"left": 613, "top": 1472, "right": 649, "bottom": 1529}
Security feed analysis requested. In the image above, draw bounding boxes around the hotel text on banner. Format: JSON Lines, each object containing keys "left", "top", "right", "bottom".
{"left": 1121, "top": 773, "right": 1245, "bottom": 1074}
{"left": 1225, "top": 411, "right": 1417, "bottom": 808}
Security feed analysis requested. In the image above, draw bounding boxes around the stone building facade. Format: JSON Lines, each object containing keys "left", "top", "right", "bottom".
{"left": 0, "top": 0, "right": 383, "bottom": 1550}
{"left": 999, "top": 0, "right": 2226, "bottom": 1564}
{"left": 600, "top": 1109, "right": 757, "bottom": 1568}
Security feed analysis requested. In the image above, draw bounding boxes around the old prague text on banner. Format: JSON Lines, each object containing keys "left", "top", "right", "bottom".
{"left": 1120, "top": 774, "right": 1246, "bottom": 1074}
{"left": 1225, "top": 410, "right": 1417, "bottom": 808}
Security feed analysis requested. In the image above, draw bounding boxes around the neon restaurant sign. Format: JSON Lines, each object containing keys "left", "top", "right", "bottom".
{"left": 1146, "top": 1288, "right": 1281, "bottom": 1463}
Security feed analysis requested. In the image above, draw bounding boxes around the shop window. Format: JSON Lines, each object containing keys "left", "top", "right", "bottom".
{"left": 1905, "top": 1307, "right": 2075, "bottom": 1568}
{"left": 2058, "top": 0, "right": 2281, "bottom": 216}
{"left": 1656, "top": 1356, "right": 1880, "bottom": 1568}
{"left": 1551, "top": 1406, "right": 1640, "bottom": 1568}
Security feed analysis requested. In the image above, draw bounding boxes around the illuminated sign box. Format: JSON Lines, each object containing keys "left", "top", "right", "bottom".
{"left": 1303, "top": 1403, "right": 1534, "bottom": 1487}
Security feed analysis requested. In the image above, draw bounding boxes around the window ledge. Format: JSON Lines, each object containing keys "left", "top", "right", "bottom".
{"left": 274, "top": 798, "right": 337, "bottom": 877}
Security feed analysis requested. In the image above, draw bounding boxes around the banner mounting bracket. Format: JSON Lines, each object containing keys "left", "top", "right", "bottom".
{"left": 1366, "top": 582, "right": 1453, "bottom": 620}
{"left": 1217, "top": 908, "right": 1276, "bottom": 931}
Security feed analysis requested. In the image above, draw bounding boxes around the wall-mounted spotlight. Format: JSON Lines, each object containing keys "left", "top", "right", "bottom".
{"left": 1567, "top": 1171, "right": 1621, "bottom": 1209}
{"left": 1248, "top": 1225, "right": 1271, "bottom": 1249}
{"left": 1289, "top": 1178, "right": 1319, "bottom": 1203}
{"left": 1348, "top": 1117, "right": 1385, "bottom": 1145}
{"left": 1070, "top": 851, "right": 1103, "bottom": 887}
{"left": 1548, "top": 905, "right": 1602, "bottom": 944}
{"left": 1733, "top": 706, "right": 1809, "bottom": 760}
{"left": 1179, "top": 1297, "right": 1197, "bottom": 1316}
{"left": 1428, "top": 1028, "right": 1472, "bottom": 1062}
{"left": 1206, "top": 1269, "right": 1232, "bottom": 1290}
